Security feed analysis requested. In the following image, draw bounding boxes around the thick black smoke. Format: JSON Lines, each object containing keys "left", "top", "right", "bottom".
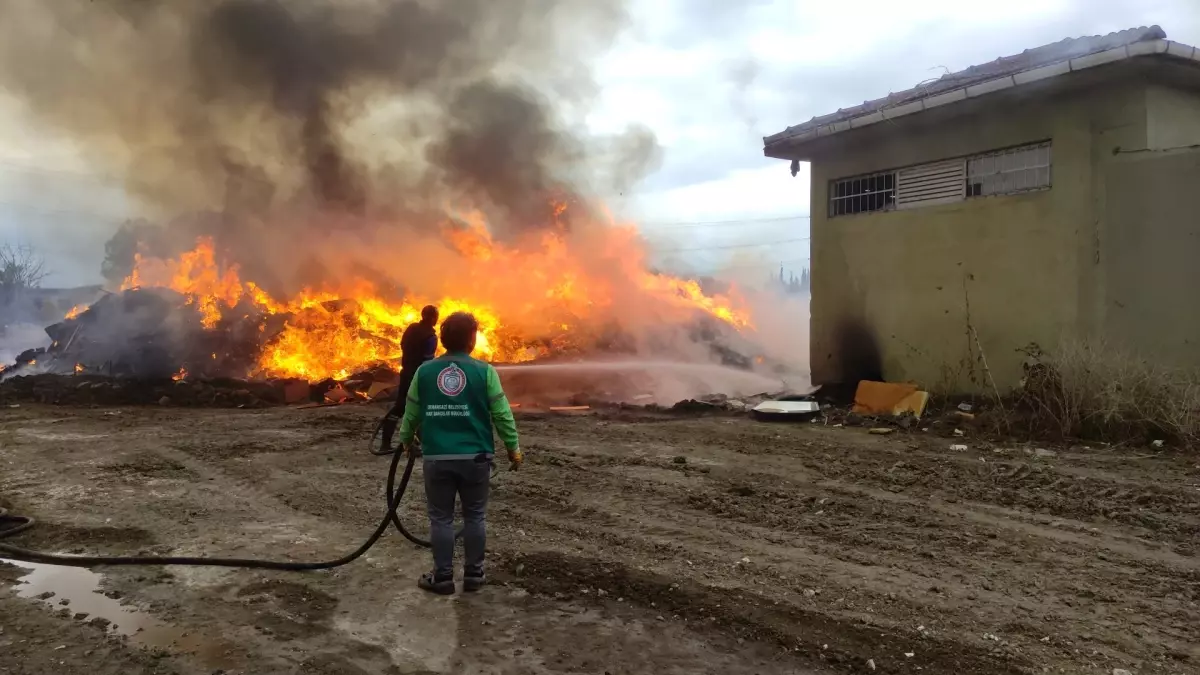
{"left": 0, "top": 0, "right": 658, "bottom": 234}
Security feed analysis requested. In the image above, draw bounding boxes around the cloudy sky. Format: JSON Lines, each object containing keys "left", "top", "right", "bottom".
{"left": 1, "top": 0, "right": 1197, "bottom": 286}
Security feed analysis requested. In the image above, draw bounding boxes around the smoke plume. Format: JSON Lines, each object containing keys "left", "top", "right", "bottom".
{"left": 0, "top": 0, "right": 658, "bottom": 235}
{"left": 0, "top": 0, "right": 809, "bottom": 402}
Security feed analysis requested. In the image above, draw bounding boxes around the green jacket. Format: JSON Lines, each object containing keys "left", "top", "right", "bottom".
{"left": 397, "top": 353, "right": 519, "bottom": 460}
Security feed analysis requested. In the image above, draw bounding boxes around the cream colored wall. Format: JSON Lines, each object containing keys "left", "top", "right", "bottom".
{"left": 1145, "top": 85, "right": 1200, "bottom": 149}
{"left": 805, "top": 85, "right": 1147, "bottom": 391}
{"left": 1102, "top": 148, "right": 1200, "bottom": 369}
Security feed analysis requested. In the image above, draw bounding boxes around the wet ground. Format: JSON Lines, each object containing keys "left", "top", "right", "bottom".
{"left": 1, "top": 404, "right": 1198, "bottom": 674}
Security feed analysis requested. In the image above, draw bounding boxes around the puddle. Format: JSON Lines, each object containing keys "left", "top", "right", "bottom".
{"left": 2, "top": 558, "right": 235, "bottom": 668}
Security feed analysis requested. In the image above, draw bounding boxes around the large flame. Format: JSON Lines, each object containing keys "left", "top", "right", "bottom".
{"left": 118, "top": 215, "right": 751, "bottom": 382}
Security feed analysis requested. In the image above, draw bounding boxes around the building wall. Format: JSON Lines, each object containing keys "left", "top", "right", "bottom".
{"left": 1145, "top": 85, "right": 1200, "bottom": 149}
{"left": 805, "top": 83, "right": 1147, "bottom": 391}
{"left": 1102, "top": 147, "right": 1200, "bottom": 368}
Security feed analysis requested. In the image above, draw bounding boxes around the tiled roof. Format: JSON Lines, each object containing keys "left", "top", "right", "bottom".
{"left": 766, "top": 26, "right": 1176, "bottom": 145}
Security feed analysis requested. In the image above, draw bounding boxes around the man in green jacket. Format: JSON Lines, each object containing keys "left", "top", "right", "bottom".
{"left": 397, "top": 311, "right": 521, "bottom": 594}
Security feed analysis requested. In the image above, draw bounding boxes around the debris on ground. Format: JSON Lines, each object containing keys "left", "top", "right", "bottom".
{"left": 0, "top": 373, "right": 289, "bottom": 408}
{"left": 851, "top": 380, "right": 929, "bottom": 418}
{"left": 2, "top": 288, "right": 278, "bottom": 381}
{"left": 670, "top": 399, "right": 722, "bottom": 414}
{"left": 750, "top": 399, "right": 821, "bottom": 422}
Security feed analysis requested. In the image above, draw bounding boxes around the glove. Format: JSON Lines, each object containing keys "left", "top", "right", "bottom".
{"left": 507, "top": 447, "right": 523, "bottom": 471}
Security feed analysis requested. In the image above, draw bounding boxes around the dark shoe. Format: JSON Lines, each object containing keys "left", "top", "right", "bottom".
{"left": 418, "top": 572, "right": 455, "bottom": 595}
{"left": 379, "top": 412, "right": 399, "bottom": 450}
{"left": 463, "top": 570, "right": 486, "bottom": 593}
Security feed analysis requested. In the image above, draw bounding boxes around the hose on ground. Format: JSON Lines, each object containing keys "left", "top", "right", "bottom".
{"left": 369, "top": 414, "right": 398, "bottom": 456}
{"left": 0, "top": 436, "right": 434, "bottom": 568}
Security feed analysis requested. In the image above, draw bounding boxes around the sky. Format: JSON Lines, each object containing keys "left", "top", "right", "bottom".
{"left": 0, "top": 0, "right": 1197, "bottom": 287}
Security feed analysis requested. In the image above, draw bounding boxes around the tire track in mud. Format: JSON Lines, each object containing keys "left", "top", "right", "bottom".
{"left": 491, "top": 550, "right": 1030, "bottom": 675}
{"left": 544, "top": 418, "right": 1200, "bottom": 542}
{"left": 11, "top": 407, "right": 1195, "bottom": 673}
{"left": 509, "top": 418, "right": 1200, "bottom": 669}
{"left": 489, "top": 459, "right": 1033, "bottom": 668}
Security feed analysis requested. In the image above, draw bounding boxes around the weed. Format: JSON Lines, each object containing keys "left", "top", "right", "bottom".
{"left": 1017, "top": 339, "right": 1200, "bottom": 446}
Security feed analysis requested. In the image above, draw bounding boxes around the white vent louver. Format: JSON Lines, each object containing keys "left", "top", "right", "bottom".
{"left": 895, "top": 159, "right": 966, "bottom": 209}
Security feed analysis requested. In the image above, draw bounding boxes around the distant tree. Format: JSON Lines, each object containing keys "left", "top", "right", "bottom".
{"left": 0, "top": 243, "right": 47, "bottom": 301}
{"left": 101, "top": 219, "right": 158, "bottom": 285}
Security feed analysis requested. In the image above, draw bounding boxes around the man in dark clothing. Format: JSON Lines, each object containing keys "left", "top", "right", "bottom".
{"left": 380, "top": 305, "right": 439, "bottom": 453}
{"left": 398, "top": 311, "right": 521, "bottom": 595}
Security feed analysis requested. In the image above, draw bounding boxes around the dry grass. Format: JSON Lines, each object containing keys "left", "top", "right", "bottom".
{"left": 1019, "top": 339, "right": 1200, "bottom": 446}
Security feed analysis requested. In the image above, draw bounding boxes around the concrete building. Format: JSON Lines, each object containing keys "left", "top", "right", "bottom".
{"left": 764, "top": 26, "right": 1200, "bottom": 392}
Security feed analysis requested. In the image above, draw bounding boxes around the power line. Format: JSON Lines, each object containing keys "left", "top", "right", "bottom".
{"left": 671, "top": 257, "right": 809, "bottom": 274}
{"left": 639, "top": 214, "right": 810, "bottom": 230}
{"left": 724, "top": 255, "right": 811, "bottom": 269}
{"left": 654, "top": 236, "right": 810, "bottom": 253}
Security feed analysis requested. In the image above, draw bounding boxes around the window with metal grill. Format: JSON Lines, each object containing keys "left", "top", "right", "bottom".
{"left": 827, "top": 141, "right": 1052, "bottom": 218}
{"left": 967, "top": 142, "right": 1052, "bottom": 197}
{"left": 828, "top": 170, "right": 895, "bottom": 216}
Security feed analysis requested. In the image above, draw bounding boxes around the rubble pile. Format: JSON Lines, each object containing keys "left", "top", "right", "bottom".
{"left": 0, "top": 368, "right": 406, "bottom": 409}
{"left": 3, "top": 288, "right": 276, "bottom": 380}
{"left": 0, "top": 373, "right": 288, "bottom": 408}
{"left": 0, "top": 287, "right": 796, "bottom": 410}
{"left": 667, "top": 392, "right": 776, "bottom": 414}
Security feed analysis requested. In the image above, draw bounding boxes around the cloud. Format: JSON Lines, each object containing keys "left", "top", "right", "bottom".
{"left": 598, "top": 0, "right": 1200, "bottom": 274}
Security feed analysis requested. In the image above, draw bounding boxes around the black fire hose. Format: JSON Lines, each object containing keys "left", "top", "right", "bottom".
{"left": 0, "top": 440, "right": 434, "bottom": 569}
{"left": 369, "top": 413, "right": 400, "bottom": 456}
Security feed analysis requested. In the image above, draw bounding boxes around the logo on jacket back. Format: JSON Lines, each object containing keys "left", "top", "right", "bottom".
{"left": 436, "top": 363, "right": 467, "bottom": 396}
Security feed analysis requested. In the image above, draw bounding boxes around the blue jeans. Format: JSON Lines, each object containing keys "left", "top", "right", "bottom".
{"left": 423, "top": 458, "right": 490, "bottom": 579}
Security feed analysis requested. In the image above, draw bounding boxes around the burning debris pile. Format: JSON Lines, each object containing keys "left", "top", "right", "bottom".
{"left": 0, "top": 228, "right": 767, "bottom": 406}
{"left": 14, "top": 288, "right": 263, "bottom": 381}
{"left": 0, "top": 0, "right": 803, "bottom": 407}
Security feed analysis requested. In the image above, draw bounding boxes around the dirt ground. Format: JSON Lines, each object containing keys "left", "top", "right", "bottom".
{"left": 1, "top": 403, "right": 1198, "bottom": 675}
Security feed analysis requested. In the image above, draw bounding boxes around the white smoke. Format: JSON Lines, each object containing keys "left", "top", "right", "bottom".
{"left": 0, "top": 321, "right": 49, "bottom": 370}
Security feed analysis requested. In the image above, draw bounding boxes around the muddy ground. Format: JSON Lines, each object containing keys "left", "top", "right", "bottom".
{"left": 1, "top": 403, "right": 1198, "bottom": 674}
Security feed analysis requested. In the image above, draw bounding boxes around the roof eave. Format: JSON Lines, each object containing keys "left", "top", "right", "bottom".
{"left": 763, "top": 39, "right": 1200, "bottom": 158}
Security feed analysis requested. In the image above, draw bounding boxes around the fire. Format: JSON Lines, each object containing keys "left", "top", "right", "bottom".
{"left": 172, "top": 367, "right": 188, "bottom": 381}
{"left": 119, "top": 214, "right": 752, "bottom": 382}
{"left": 74, "top": 363, "right": 84, "bottom": 374}
{"left": 122, "top": 238, "right": 243, "bottom": 328}
{"left": 638, "top": 275, "right": 752, "bottom": 330}
{"left": 64, "top": 305, "right": 85, "bottom": 320}
{"left": 252, "top": 292, "right": 509, "bottom": 381}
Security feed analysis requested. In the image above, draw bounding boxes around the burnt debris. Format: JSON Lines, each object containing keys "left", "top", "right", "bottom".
{"left": 7, "top": 288, "right": 273, "bottom": 381}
